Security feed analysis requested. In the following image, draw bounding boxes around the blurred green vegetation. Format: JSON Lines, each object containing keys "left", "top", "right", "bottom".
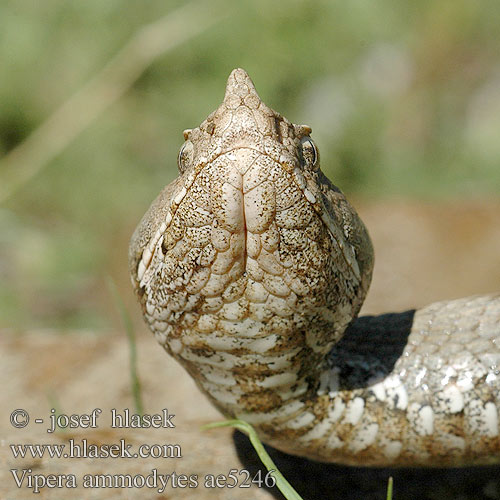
{"left": 1, "top": 0, "right": 499, "bottom": 330}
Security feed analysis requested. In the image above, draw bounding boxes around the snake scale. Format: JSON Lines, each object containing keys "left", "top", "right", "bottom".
{"left": 129, "top": 68, "right": 500, "bottom": 466}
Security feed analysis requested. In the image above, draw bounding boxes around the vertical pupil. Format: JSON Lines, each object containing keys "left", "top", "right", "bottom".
{"left": 304, "top": 140, "right": 316, "bottom": 165}
{"left": 177, "top": 146, "right": 184, "bottom": 170}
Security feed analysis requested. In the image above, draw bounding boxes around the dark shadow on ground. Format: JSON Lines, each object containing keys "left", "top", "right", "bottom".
{"left": 234, "top": 430, "right": 500, "bottom": 500}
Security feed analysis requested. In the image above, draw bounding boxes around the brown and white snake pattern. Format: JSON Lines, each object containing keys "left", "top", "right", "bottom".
{"left": 129, "top": 68, "right": 500, "bottom": 467}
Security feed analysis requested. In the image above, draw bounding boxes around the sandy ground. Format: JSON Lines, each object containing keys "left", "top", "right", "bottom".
{"left": 1, "top": 200, "right": 500, "bottom": 500}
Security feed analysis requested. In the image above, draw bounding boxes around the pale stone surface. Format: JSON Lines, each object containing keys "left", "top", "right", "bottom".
{"left": 0, "top": 331, "right": 273, "bottom": 499}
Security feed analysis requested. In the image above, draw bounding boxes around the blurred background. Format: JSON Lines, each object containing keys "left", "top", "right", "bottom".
{"left": 1, "top": 2, "right": 500, "bottom": 498}
{"left": 1, "top": 0, "right": 499, "bottom": 332}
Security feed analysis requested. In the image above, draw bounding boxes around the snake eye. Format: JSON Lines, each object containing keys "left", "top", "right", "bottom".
{"left": 177, "top": 141, "right": 194, "bottom": 173}
{"left": 300, "top": 136, "right": 318, "bottom": 169}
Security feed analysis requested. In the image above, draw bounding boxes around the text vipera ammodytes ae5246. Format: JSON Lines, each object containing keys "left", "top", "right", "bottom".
{"left": 129, "top": 68, "right": 500, "bottom": 466}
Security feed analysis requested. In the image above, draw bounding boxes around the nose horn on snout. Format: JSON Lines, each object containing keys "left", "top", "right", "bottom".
{"left": 223, "top": 68, "right": 261, "bottom": 103}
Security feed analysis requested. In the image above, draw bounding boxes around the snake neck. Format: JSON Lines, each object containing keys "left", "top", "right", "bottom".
{"left": 134, "top": 164, "right": 372, "bottom": 422}
{"left": 131, "top": 140, "right": 374, "bottom": 423}
{"left": 131, "top": 167, "right": 374, "bottom": 461}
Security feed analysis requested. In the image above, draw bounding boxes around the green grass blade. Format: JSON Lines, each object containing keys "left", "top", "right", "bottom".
{"left": 386, "top": 476, "right": 394, "bottom": 500}
{"left": 107, "top": 277, "right": 144, "bottom": 415}
{"left": 203, "top": 419, "right": 303, "bottom": 500}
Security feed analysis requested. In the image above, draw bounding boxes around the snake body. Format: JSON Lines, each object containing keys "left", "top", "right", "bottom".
{"left": 129, "top": 68, "right": 500, "bottom": 466}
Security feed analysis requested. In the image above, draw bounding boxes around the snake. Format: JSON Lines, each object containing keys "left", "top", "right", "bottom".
{"left": 129, "top": 68, "right": 500, "bottom": 467}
